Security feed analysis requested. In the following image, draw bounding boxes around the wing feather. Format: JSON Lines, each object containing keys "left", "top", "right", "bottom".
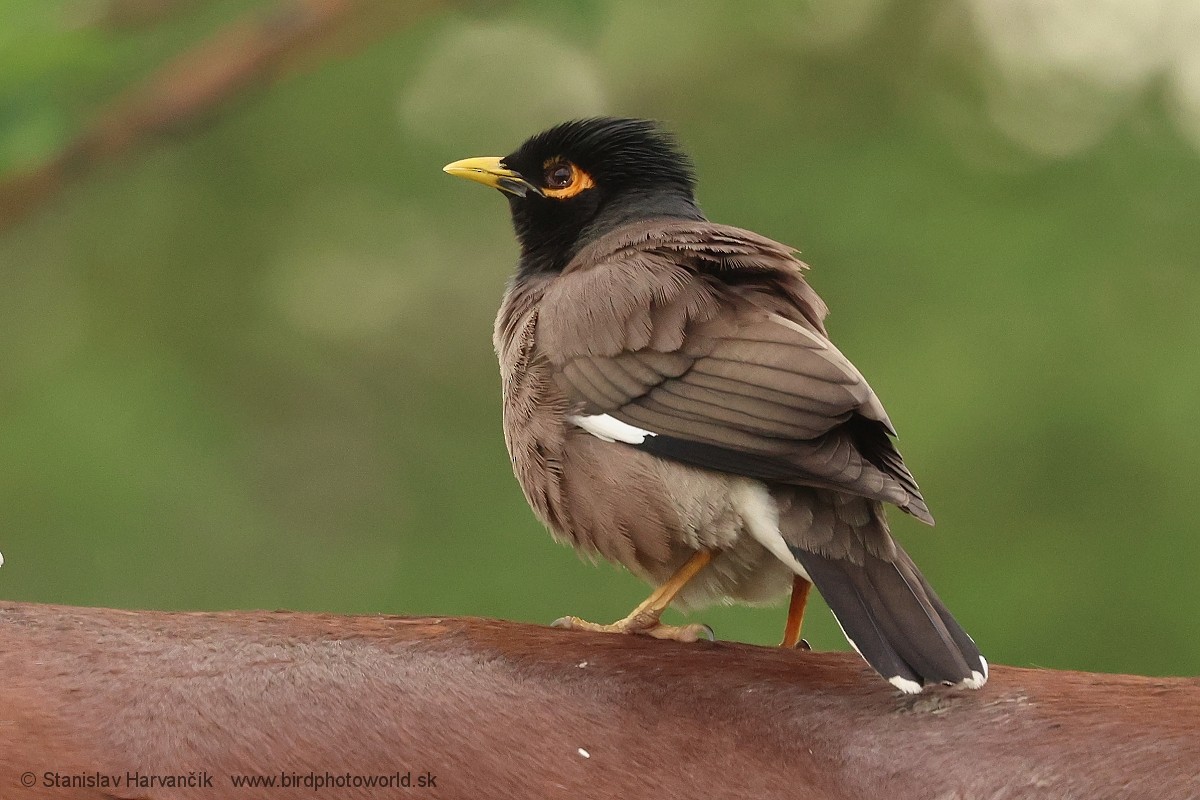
{"left": 537, "top": 220, "right": 932, "bottom": 523}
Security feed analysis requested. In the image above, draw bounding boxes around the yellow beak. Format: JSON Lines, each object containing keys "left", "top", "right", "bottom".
{"left": 442, "top": 156, "right": 540, "bottom": 197}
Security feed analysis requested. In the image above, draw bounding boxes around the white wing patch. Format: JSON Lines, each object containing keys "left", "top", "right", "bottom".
{"left": 568, "top": 414, "right": 657, "bottom": 444}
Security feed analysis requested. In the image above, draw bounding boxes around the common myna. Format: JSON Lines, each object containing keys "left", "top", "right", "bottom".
{"left": 444, "top": 117, "right": 987, "bottom": 693}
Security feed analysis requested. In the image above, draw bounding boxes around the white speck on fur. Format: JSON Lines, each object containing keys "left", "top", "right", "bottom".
{"left": 577, "top": 661, "right": 588, "bottom": 668}
{"left": 568, "top": 414, "right": 656, "bottom": 444}
{"left": 577, "top": 748, "right": 590, "bottom": 759}
{"left": 890, "top": 675, "right": 923, "bottom": 694}
{"left": 731, "top": 481, "right": 811, "bottom": 582}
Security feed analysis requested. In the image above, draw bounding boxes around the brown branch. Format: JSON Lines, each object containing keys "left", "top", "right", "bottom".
{"left": 0, "top": 0, "right": 442, "bottom": 234}
{"left": 1, "top": 601, "right": 1197, "bottom": 799}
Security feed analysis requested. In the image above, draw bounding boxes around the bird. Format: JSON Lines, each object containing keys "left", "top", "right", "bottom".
{"left": 443, "top": 117, "right": 987, "bottom": 693}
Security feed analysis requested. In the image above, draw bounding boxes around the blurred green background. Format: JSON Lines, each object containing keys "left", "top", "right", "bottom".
{"left": 2, "top": 0, "right": 1198, "bottom": 678}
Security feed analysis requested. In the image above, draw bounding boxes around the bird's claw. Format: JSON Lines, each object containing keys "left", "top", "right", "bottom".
{"left": 551, "top": 615, "right": 715, "bottom": 643}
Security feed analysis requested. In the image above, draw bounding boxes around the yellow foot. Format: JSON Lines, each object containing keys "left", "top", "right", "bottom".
{"left": 552, "top": 551, "right": 718, "bottom": 643}
{"left": 779, "top": 637, "right": 812, "bottom": 651}
{"left": 551, "top": 615, "right": 715, "bottom": 643}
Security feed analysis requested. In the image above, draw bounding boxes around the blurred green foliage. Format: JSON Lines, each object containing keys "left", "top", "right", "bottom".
{"left": 1, "top": 0, "right": 1198, "bottom": 678}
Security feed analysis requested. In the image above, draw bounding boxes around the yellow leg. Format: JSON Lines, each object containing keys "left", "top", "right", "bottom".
{"left": 779, "top": 575, "right": 812, "bottom": 649}
{"left": 552, "top": 550, "right": 715, "bottom": 643}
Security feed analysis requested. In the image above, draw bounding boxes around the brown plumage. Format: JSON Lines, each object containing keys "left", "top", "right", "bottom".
{"left": 446, "top": 117, "right": 986, "bottom": 693}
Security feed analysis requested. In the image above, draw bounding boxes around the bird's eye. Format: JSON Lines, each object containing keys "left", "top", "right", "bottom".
{"left": 545, "top": 163, "right": 574, "bottom": 188}
{"left": 540, "top": 160, "right": 595, "bottom": 199}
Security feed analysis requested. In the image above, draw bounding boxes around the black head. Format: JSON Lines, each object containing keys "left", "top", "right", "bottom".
{"left": 444, "top": 118, "right": 704, "bottom": 275}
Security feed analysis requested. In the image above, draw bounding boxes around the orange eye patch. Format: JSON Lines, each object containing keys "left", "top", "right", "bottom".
{"left": 541, "top": 160, "right": 595, "bottom": 199}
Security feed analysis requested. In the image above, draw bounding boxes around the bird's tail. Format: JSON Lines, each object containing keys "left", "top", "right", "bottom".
{"left": 789, "top": 542, "right": 988, "bottom": 694}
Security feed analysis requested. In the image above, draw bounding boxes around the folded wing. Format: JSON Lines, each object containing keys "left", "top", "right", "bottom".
{"left": 539, "top": 221, "right": 933, "bottom": 524}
